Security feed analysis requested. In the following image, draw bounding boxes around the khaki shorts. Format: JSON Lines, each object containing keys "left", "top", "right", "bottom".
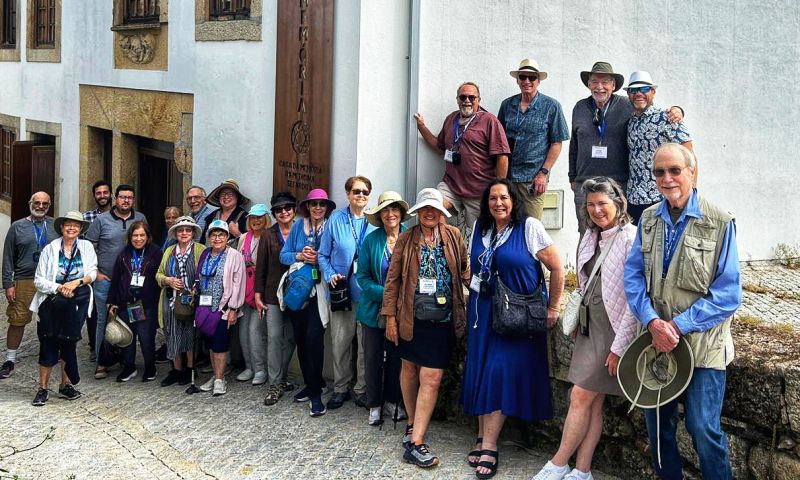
{"left": 437, "top": 181, "right": 481, "bottom": 228}
{"left": 514, "top": 182, "right": 545, "bottom": 220}
{"left": 6, "top": 279, "right": 36, "bottom": 327}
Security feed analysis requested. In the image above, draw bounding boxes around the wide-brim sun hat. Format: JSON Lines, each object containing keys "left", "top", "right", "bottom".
{"left": 55, "top": 211, "right": 90, "bottom": 235}
{"left": 105, "top": 315, "right": 134, "bottom": 348}
{"left": 407, "top": 188, "right": 451, "bottom": 218}
{"left": 580, "top": 61, "right": 624, "bottom": 92}
{"left": 247, "top": 203, "right": 269, "bottom": 217}
{"left": 206, "top": 179, "right": 251, "bottom": 207}
{"left": 617, "top": 331, "right": 694, "bottom": 409}
{"left": 207, "top": 219, "right": 230, "bottom": 236}
{"left": 297, "top": 188, "right": 336, "bottom": 218}
{"left": 365, "top": 190, "right": 413, "bottom": 227}
{"left": 509, "top": 58, "right": 548, "bottom": 81}
{"left": 168, "top": 215, "right": 201, "bottom": 240}
{"left": 624, "top": 71, "right": 658, "bottom": 91}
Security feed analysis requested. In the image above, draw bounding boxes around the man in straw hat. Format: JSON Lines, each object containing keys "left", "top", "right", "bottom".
{"left": 413, "top": 82, "right": 510, "bottom": 228}
{"left": 569, "top": 62, "right": 686, "bottom": 234}
{"left": 624, "top": 142, "right": 741, "bottom": 479}
{"left": 498, "top": 58, "right": 569, "bottom": 220}
{"left": 1, "top": 192, "right": 58, "bottom": 379}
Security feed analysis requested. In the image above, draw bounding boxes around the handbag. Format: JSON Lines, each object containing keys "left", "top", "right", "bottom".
{"left": 329, "top": 260, "right": 354, "bottom": 312}
{"left": 242, "top": 232, "right": 257, "bottom": 309}
{"left": 283, "top": 264, "right": 316, "bottom": 311}
{"left": 492, "top": 275, "right": 548, "bottom": 336}
{"left": 195, "top": 305, "right": 224, "bottom": 336}
{"left": 561, "top": 231, "right": 619, "bottom": 336}
{"left": 413, "top": 293, "right": 451, "bottom": 322}
{"left": 173, "top": 289, "right": 196, "bottom": 321}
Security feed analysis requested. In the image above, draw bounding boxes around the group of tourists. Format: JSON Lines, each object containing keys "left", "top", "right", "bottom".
{"left": 1, "top": 58, "right": 741, "bottom": 480}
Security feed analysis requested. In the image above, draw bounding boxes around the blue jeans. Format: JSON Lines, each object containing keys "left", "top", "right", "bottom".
{"left": 644, "top": 368, "right": 731, "bottom": 480}
{"left": 93, "top": 279, "right": 111, "bottom": 361}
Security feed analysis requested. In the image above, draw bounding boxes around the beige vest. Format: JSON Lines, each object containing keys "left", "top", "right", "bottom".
{"left": 640, "top": 195, "right": 734, "bottom": 369}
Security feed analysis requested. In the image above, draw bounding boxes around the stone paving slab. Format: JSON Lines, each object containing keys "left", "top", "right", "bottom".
{"left": 0, "top": 307, "right": 621, "bottom": 480}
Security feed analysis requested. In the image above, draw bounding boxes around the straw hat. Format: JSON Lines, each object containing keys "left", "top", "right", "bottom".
{"left": 407, "top": 188, "right": 451, "bottom": 218}
{"left": 167, "top": 215, "right": 201, "bottom": 240}
{"left": 54, "top": 211, "right": 90, "bottom": 235}
{"left": 206, "top": 179, "right": 250, "bottom": 207}
{"left": 365, "top": 191, "right": 412, "bottom": 227}
{"left": 580, "top": 61, "right": 624, "bottom": 92}
{"left": 105, "top": 315, "right": 134, "bottom": 348}
{"left": 509, "top": 58, "right": 548, "bottom": 81}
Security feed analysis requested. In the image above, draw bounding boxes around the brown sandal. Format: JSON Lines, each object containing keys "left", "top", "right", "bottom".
{"left": 94, "top": 366, "right": 108, "bottom": 379}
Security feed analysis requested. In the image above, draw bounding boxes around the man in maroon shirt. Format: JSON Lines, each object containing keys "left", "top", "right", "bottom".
{"left": 414, "top": 82, "right": 510, "bottom": 228}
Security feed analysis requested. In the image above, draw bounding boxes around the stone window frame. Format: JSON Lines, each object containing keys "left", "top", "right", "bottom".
{"left": 196, "top": 0, "right": 262, "bottom": 42}
{"left": 26, "top": 0, "right": 59, "bottom": 62}
{"left": 0, "top": 0, "right": 20, "bottom": 61}
{"left": 0, "top": 113, "right": 20, "bottom": 214}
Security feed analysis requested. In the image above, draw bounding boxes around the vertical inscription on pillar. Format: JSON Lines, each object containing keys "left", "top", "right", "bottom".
{"left": 273, "top": 0, "right": 333, "bottom": 197}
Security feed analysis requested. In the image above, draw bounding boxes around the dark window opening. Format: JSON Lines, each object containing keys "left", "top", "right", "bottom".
{"left": 124, "top": 0, "right": 159, "bottom": 24}
{"left": 1, "top": 0, "right": 16, "bottom": 48}
{"left": 209, "top": 0, "right": 250, "bottom": 21}
{"left": 33, "top": 0, "right": 55, "bottom": 48}
{"left": 0, "top": 126, "right": 14, "bottom": 199}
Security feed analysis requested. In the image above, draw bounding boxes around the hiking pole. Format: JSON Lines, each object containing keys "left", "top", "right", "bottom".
{"left": 185, "top": 293, "right": 201, "bottom": 394}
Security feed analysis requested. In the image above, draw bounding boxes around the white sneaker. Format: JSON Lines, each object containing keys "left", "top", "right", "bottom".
{"left": 199, "top": 377, "right": 215, "bottom": 392}
{"left": 563, "top": 469, "right": 593, "bottom": 480}
{"left": 236, "top": 368, "right": 254, "bottom": 382}
{"left": 532, "top": 461, "right": 570, "bottom": 480}
{"left": 368, "top": 407, "right": 382, "bottom": 426}
{"left": 251, "top": 371, "right": 267, "bottom": 385}
{"left": 212, "top": 379, "right": 227, "bottom": 396}
{"left": 385, "top": 402, "right": 408, "bottom": 421}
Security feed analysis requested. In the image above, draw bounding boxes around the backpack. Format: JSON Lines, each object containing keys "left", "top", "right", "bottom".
{"left": 283, "top": 264, "right": 315, "bottom": 311}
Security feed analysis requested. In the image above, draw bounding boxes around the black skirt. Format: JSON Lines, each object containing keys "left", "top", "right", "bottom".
{"left": 397, "top": 319, "right": 455, "bottom": 369}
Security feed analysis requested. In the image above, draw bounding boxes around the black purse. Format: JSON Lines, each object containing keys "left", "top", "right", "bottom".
{"left": 413, "top": 293, "right": 451, "bottom": 322}
{"left": 329, "top": 260, "right": 354, "bottom": 312}
{"left": 491, "top": 269, "right": 548, "bottom": 337}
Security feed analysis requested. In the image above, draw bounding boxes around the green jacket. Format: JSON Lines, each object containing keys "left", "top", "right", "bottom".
{"left": 155, "top": 242, "right": 206, "bottom": 329}
{"left": 355, "top": 225, "right": 406, "bottom": 328}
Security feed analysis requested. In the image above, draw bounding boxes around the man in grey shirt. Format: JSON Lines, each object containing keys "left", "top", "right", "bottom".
{"left": 84, "top": 184, "right": 147, "bottom": 378}
{"left": 1, "top": 192, "right": 59, "bottom": 378}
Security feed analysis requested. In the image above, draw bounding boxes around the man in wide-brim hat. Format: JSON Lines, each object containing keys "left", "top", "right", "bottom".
{"left": 624, "top": 142, "right": 742, "bottom": 479}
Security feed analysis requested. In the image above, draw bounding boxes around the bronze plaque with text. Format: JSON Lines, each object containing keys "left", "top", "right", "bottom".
{"left": 273, "top": 0, "right": 334, "bottom": 198}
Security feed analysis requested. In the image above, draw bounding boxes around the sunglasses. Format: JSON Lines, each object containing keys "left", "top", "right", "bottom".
{"left": 627, "top": 86, "right": 653, "bottom": 95}
{"left": 307, "top": 200, "right": 327, "bottom": 208}
{"left": 271, "top": 205, "right": 294, "bottom": 214}
{"left": 350, "top": 189, "right": 370, "bottom": 196}
{"left": 518, "top": 74, "right": 538, "bottom": 82}
{"left": 652, "top": 166, "right": 686, "bottom": 178}
{"left": 458, "top": 94, "right": 478, "bottom": 102}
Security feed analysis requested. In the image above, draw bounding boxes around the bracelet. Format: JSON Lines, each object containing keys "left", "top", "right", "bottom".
{"left": 547, "top": 306, "right": 559, "bottom": 312}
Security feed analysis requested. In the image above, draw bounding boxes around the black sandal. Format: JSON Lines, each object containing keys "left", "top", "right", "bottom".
{"left": 467, "top": 437, "right": 483, "bottom": 468}
{"left": 475, "top": 449, "right": 499, "bottom": 479}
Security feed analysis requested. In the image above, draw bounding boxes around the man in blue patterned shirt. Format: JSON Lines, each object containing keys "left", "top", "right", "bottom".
{"left": 625, "top": 71, "right": 693, "bottom": 224}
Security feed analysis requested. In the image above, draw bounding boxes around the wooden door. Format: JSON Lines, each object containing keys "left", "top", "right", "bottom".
{"left": 138, "top": 148, "right": 181, "bottom": 243}
{"left": 9, "top": 142, "right": 56, "bottom": 221}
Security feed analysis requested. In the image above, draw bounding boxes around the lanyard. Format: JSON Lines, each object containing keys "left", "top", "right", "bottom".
{"left": 202, "top": 250, "right": 225, "bottom": 290}
{"left": 477, "top": 225, "right": 511, "bottom": 278}
{"left": 60, "top": 240, "right": 78, "bottom": 280}
{"left": 306, "top": 219, "right": 323, "bottom": 249}
{"left": 347, "top": 209, "right": 369, "bottom": 253}
{"left": 420, "top": 228, "right": 442, "bottom": 284}
{"left": 452, "top": 113, "right": 477, "bottom": 149}
{"left": 131, "top": 248, "right": 144, "bottom": 273}
{"left": 662, "top": 218, "right": 689, "bottom": 276}
{"left": 592, "top": 99, "right": 611, "bottom": 141}
{"left": 32, "top": 220, "right": 47, "bottom": 249}
{"left": 513, "top": 93, "right": 540, "bottom": 132}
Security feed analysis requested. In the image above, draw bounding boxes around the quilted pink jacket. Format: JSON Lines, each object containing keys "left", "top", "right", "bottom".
{"left": 576, "top": 223, "right": 639, "bottom": 356}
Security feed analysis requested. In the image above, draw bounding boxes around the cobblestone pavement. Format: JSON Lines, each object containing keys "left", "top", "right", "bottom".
{"left": 0, "top": 303, "right": 620, "bottom": 480}
{"left": 738, "top": 263, "right": 800, "bottom": 328}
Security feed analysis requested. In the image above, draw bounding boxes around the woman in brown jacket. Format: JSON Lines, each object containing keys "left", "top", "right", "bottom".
{"left": 382, "top": 188, "right": 470, "bottom": 468}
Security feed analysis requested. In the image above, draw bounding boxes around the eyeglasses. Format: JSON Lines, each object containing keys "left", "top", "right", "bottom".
{"left": 29, "top": 201, "right": 50, "bottom": 207}
{"left": 458, "top": 94, "right": 478, "bottom": 102}
{"left": 175, "top": 227, "right": 195, "bottom": 234}
{"left": 518, "top": 74, "right": 538, "bottom": 82}
{"left": 652, "top": 166, "right": 686, "bottom": 178}
{"left": 209, "top": 231, "right": 228, "bottom": 239}
{"left": 186, "top": 195, "right": 204, "bottom": 202}
{"left": 219, "top": 191, "right": 237, "bottom": 198}
{"left": 627, "top": 86, "right": 653, "bottom": 95}
{"left": 308, "top": 201, "right": 327, "bottom": 208}
{"left": 272, "top": 205, "right": 294, "bottom": 214}
{"left": 117, "top": 195, "right": 134, "bottom": 201}
{"left": 350, "top": 189, "right": 370, "bottom": 196}
{"left": 588, "top": 78, "right": 613, "bottom": 86}
{"left": 592, "top": 108, "right": 604, "bottom": 127}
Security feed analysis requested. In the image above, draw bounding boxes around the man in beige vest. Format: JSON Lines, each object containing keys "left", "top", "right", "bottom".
{"left": 624, "top": 143, "right": 741, "bottom": 480}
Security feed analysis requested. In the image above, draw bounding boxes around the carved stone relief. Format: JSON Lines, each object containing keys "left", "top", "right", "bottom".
{"left": 119, "top": 33, "right": 156, "bottom": 64}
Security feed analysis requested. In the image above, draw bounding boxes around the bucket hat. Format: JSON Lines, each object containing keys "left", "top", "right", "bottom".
{"left": 105, "top": 315, "right": 134, "bottom": 348}
{"left": 207, "top": 219, "right": 230, "bottom": 236}
{"left": 247, "top": 203, "right": 269, "bottom": 217}
{"left": 617, "top": 331, "right": 694, "bottom": 409}
{"left": 365, "top": 191, "right": 413, "bottom": 227}
{"left": 270, "top": 192, "right": 297, "bottom": 210}
{"left": 624, "top": 71, "right": 658, "bottom": 91}
{"left": 580, "top": 61, "right": 624, "bottom": 92}
{"left": 54, "top": 211, "right": 90, "bottom": 235}
{"left": 509, "top": 58, "right": 548, "bottom": 81}
{"left": 407, "top": 188, "right": 451, "bottom": 218}
{"left": 167, "top": 215, "right": 201, "bottom": 240}
{"left": 206, "top": 179, "right": 251, "bottom": 207}
{"left": 297, "top": 188, "right": 336, "bottom": 218}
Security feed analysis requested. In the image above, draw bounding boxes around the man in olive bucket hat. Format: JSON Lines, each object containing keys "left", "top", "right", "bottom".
{"left": 623, "top": 143, "right": 741, "bottom": 480}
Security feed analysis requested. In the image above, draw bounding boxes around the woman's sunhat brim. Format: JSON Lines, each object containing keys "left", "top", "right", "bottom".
{"left": 407, "top": 199, "right": 451, "bottom": 218}
{"left": 206, "top": 180, "right": 251, "bottom": 207}
{"left": 365, "top": 199, "right": 413, "bottom": 227}
{"left": 168, "top": 216, "right": 202, "bottom": 240}
{"left": 54, "top": 211, "right": 90, "bottom": 235}
{"left": 297, "top": 198, "right": 336, "bottom": 218}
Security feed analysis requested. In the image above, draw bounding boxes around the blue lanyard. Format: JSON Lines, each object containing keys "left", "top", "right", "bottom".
{"left": 478, "top": 225, "right": 511, "bottom": 278}
{"left": 131, "top": 248, "right": 144, "bottom": 273}
{"left": 201, "top": 250, "right": 225, "bottom": 290}
{"left": 662, "top": 219, "right": 688, "bottom": 276}
{"left": 513, "top": 93, "right": 540, "bottom": 133}
{"left": 452, "top": 113, "right": 477, "bottom": 148}
{"left": 592, "top": 99, "right": 611, "bottom": 141}
{"left": 347, "top": 209, "right": 368, "bottom": 252}
{"left": 32, "top": 220, "right": 47, "bottom": 249}
{"left": 306, "top": 220, "right": 323, "bottom": 249}
{"left": 380, "top": 244, "right": 392, "bottom": 284}
{"left": 60, "top": 240, "right": 78, "bottom": 279}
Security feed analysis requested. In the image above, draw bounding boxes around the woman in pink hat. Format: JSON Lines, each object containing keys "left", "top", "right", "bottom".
{"left": 279, "top": 188, "right": 336, "bottom": 417}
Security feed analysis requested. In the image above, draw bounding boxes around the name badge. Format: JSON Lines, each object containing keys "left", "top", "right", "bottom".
{"left": 419, "top": 278, "right": 437, "bottom": 295}
{"left": 470, "top": 275, "right": 482, "bottom": 293}
{"left": 199, "top": 295, "right": 212, "bottom": 306}
{"left": 444, "top": 149, "right": 454, "bottom": 163}
{"left": 353, "top": 260, "right": 358, "bottom": 275}
{"left": 126, "top": 300, "right": 146, "bottom": 323}
{"left": 591, "top": 145, "right": 608, "bottom": 159}
{"left": 130, "top": 274, "right": 145, "bottom": 287}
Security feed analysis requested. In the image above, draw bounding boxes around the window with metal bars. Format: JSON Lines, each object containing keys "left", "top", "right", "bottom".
{"left": 33, "top": 0, "right": 54, "bottom": 47}
{"left": 1, "top": 0, "right": 16, "bottom": 48}
{"left": 209, "top": 0, "right": 250, "bottom": 21}
{"left": 0, "top": 126, "right": 14, "bottom": 199}
{"left": 124, "top": 0, "right": 159, "bottom": 24}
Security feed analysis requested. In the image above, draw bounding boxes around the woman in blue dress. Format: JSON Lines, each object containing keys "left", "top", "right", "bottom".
{"left": 460, "top": 178, "right": 565, "bottom": 479}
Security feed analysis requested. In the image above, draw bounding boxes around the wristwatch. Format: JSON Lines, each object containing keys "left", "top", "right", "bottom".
{"left": 78, "top": 279, "right": 84, "bottom": 286}
{"left": 538, "top": 167, "right": 550, "bottom": 176}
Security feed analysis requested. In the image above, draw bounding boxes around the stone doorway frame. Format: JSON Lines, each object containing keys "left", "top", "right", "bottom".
{"left": 78, "top": 85, "right": 193, "bottom": 213}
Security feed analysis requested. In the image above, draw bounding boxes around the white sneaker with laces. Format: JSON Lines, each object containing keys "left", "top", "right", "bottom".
{"left": 212, "top": 379, "right": 227, "bottom": 396}
{"left": 199, "top": 377, "right": 215, "bottom": 392}
{"left": 532, "top": 460, "right": 570, "bottom": 480}
{"left": 368, "top": 407, "right": 382, "bottom": 425}
{"left": 236, "top": 368, "right": 254, "bottom": 381}
{"left": 563, "top": 469, "right": 593, "bottom": 480}
{"left": 251, "top": 371, "right": 267, "bottom": 385}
